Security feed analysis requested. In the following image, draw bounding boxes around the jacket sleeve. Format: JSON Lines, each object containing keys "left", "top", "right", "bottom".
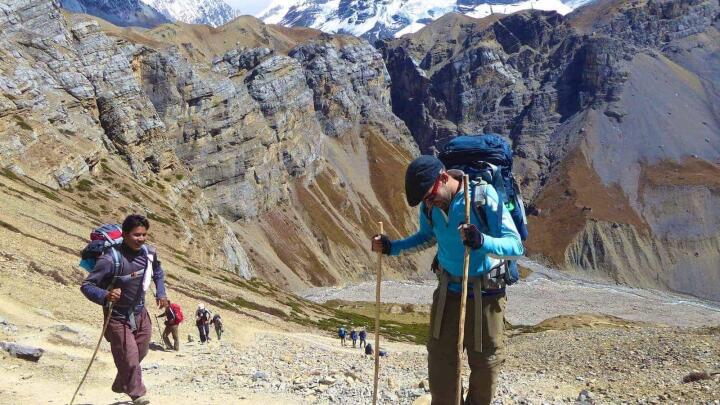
{"left": 152, "top": 250, "right": 167, "bottom": 299}
{"left": 389, "top": 203, "right": 436, "bottom": 256}
{"left": 80, "top": 256, "right": 114, "bottom": 306}
{"left": 478, "top": 185, "right": 524, "bottom": 258}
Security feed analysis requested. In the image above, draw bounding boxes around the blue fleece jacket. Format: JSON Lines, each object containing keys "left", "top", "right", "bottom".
{"left": 390, "top": 180, "right": 523, "bottom": 292}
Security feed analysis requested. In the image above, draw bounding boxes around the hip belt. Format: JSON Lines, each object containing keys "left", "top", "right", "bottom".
{"left": 433, "top": 263, "right": 507, "bottom": 353}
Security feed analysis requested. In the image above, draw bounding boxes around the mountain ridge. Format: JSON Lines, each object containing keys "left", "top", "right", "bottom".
{"left": 258, "top": 0, "right": 592, "bottom": 41}
{"left": 60, "top": 0, "right": 241, "bottom": 28}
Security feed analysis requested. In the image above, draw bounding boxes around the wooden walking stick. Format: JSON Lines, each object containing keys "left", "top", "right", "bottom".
{"left": 456, "top": 175, "right": 471, "bottom": 405}
{"left": 70, "top": 301, "right": 114, "bottom": 405}
{"left": 373, "top": 222, "right": 384, "bottom": 405}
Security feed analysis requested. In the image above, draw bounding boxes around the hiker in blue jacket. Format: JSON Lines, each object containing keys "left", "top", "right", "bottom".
{"left": 372, "top": 156, "right": 523, "bottom": 405}
{"left": 359, "top": 327, "right": 367, "bottom": 348}
{"left": 337, "top": 325, "right": 347, "bottom": 346}
{"left": 350, "top": 327, "right": 358, "bottom": 348}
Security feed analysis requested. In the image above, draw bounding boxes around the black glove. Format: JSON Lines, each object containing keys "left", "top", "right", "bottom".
{"left": 458, "top": 223, "right": 484, "bottom": 250}
{"left": 372, "top": 234, "right": 391, "bottom": 255}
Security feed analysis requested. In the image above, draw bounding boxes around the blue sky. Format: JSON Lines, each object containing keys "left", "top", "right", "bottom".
{"left": 225, "top": 0, "right": 274, "bottom": 16}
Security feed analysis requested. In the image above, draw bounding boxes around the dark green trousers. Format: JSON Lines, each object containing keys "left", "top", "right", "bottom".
{"left": 427, "top": 288, "right": 506, "bottom": 405}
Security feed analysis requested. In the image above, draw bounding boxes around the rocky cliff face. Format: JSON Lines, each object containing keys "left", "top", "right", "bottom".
{"left": 0, "top": 0, "right": 423, "bottom": 290}
{"left": 380, "top": 0, "right": 720, "bottom": 300}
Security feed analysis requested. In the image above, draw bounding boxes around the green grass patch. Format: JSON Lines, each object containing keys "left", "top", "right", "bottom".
{"left": 313, "top": 304, "right": 429, "bottom": 344}
{"left": 232, "top": 296, "right": 287, "bottom": 318}
{"left": 175, "top": 174, "right": 184, "bottom": 180}
{"left": 0, "top": 168, "right": 21, "bottom": 181}
{"left": 279, "top": 297, "right": 313, "bottom": 317}
{"left": 77, "top": 179, "right": 93, "bottom": 192}
{"left": 100, "top": 163, "right": 116, "bottom": 174}
{"left": 76, "top": 203, "right": 100, "bottom": 217}
{"left": 0, "top": 169, "right": 62, "bottom": 202}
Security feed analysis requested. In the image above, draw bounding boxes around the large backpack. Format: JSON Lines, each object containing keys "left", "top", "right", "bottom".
{"left": 212, "top": 314, "right": 222, "bottom": 326}
{"left": 170, "top": 303, "right": 184, "bottom": 325}
{"left": 79, "top": 224, "right": 123, "bottom": 275}
{"left": 438, "top": 134, "right": 529, "bottom": 284}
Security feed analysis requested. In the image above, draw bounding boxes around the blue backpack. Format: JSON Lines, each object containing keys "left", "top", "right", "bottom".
{"left": 438, "top": 134, "right": 528, "bottom": 284}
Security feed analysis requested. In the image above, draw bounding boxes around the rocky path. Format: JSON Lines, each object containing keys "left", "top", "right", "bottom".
{"left": 1, "top": 259, "right": 719, "bottom": 404}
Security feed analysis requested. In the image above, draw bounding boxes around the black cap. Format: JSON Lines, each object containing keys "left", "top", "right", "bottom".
{"left": 405, "top": 155, "right": 444, "bottom": 207}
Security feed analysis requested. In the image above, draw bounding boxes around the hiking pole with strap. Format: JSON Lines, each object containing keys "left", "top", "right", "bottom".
{"left": 70, "top": 299, "right": 114, "bottom": 405}
{"left": 372, "top": 222, "right": 383, "bottom": 405}
{"left": 456, "top": 175, "right": 471, "bottom": 405}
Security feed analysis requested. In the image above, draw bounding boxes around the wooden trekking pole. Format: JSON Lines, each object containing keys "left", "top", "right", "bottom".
{"left": 70, "top": 302, "right": 114, "bottom": 405}
{"left": 154, "top": 314, "right": 164, "bottom": 342}
{"left": 372, "top": 222, "right": 384, "bottom": 405}
{"left": 456, "top": 175, "right": 471, "bottom": 405}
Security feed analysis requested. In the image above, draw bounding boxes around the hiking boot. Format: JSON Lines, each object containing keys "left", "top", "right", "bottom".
{"left": 133, "top": 396, "right": 151, "bottom": 405}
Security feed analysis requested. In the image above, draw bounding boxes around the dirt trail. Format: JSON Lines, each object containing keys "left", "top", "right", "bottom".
{"left": 1, "top": 256, "right": 719, "bottom": 404}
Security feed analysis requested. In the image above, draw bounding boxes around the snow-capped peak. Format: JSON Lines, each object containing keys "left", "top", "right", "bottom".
{"left": 142, "top": 0, "right": 239, "bottom": 27}
{"left": 258, "top": 0, "right": 591, "bottom": 41}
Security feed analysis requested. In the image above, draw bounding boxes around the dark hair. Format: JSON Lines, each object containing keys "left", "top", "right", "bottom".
{"left": 122, "top": 214, "right": 150, "bottom": 233}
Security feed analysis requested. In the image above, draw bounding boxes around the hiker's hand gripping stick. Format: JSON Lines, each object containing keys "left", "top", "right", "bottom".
{"left": 106, "top": 288, "right": 121, "bottom": 303}
{"left": 458, "top": 223, "right": 484, "bottom": 250}
{"left": 371, "top": 234, "right": 391, "bottom": 254}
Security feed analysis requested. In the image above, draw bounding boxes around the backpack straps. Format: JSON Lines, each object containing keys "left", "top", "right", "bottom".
{"left": 471, "top": 180, "right": 503, "bottom": 237}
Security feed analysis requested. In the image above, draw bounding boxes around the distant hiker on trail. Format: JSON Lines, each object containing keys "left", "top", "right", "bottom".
{"left": 350, "top": 328, "right": 358, "bottom": 348}
{"left": 364, "top": 342, "right": 373, "bottom": 356}
{"left": 211, "top": 313, "right": 223, "bottom": 340}
{"left": 359, "top": 327, "right": 367, "bottom": 348}
{"left": 158, "top": 300, "right": 183, "bottom": 351}
{"left": 196, "top": 304, "right": 211, "bottom": 344}
{"left": 80, "top": 214, "right": 168, "bottom": 405}
{"left": 371, "top": 154, "right": 524, "bottom": 405}
{"left": 338, "top": 325, "right": 347, "bottom": 346}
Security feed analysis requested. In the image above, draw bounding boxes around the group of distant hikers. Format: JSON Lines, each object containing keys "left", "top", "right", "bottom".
{"left": 75, "top": 133, "right": 528, "bottom": 405}
{"left": 155, "top": 300, "right": 224, "bottom": 350}
{"left": 338, "top": 325, "right": 388, "bottom": 358}
{"left": 195, "top": 303, "right": 224, "bottom": 343}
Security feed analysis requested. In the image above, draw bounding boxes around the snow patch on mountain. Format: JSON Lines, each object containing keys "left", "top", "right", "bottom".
{"left": 60, "top": 0, "right": 170, "bottom": 28}
{"left": 142, "top": 0, "right": 239, "bottom": 27}
{"left": 259, "top": 0, "right": 590, "bottom": 40}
